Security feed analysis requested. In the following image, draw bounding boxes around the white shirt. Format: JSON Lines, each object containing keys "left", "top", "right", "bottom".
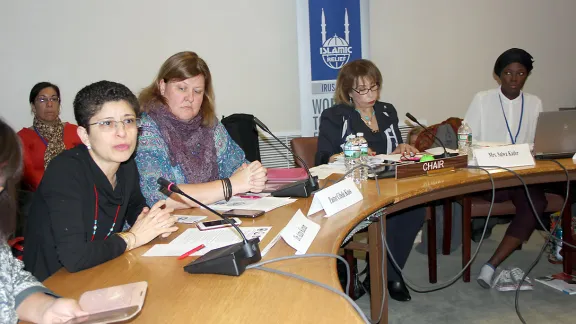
{"left": 464, "top": 87, "right": 542, "bottom": 145}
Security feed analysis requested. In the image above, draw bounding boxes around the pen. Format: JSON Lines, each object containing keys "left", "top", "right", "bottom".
{"left": 177, "top": 244, "right": 206, "bottom": 260}
{"left": 237, "top": 195, "right": 262, "bottom": 199}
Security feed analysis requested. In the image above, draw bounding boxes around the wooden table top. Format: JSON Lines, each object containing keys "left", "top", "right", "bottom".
{"left": 43, "top": 159, "right": 576, "bottom": 324}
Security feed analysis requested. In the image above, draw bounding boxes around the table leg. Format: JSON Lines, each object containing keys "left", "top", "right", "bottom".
{"left": 427, "top": 205, "right": 437, "bottom": 283}
{"left": 368, "top": 218, "right": 387, "bottom": 324}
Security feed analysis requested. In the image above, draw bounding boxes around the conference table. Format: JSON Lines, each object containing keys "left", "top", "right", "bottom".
{"left": 43, "top": 159, "right": 576, "bottom": 324}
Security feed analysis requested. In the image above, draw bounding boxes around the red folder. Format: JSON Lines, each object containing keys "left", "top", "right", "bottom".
{"left": 267, "top": 168, "right": 309, "bottom": 182}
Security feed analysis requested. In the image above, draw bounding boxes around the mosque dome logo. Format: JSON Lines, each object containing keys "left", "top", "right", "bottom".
{"left": 320, "top": 8, "right": 352, "bottom": 70}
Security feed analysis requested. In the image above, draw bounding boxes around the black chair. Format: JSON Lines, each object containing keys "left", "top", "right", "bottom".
{"left": 221, "top": 113, "right": 261, "bottom": 162}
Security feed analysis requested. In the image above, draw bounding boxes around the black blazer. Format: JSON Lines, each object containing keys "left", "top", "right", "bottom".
{"left": 315, "top": 101, "right": 404, "bottom": 165}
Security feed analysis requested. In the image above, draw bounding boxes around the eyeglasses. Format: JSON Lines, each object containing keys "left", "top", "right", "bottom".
{"left": 36, "top": 97, "right": 60, "bottom": 104}
{"left": 352, "top": 84, "right": 380, "bottom": 95}
{"left": 88, "top": 118, "right": 141, "bottom": 132}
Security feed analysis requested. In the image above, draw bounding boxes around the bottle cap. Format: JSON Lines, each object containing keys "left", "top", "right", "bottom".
{"left": 356, "top": 132, "right": 364, "bottom": 137}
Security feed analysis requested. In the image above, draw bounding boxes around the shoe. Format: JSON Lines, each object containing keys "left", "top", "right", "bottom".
{"left": 477, "top": 263, "right": 495, "bottom": 289}
{"left": 388, "top": 280, "right": 411, "bottom": 301}
{"left": 509, "top": 268, "right": 534, "bottom": 291}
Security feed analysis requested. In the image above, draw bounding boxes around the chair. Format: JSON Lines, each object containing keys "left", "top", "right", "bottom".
{"left": 221, "top": 113, "right": 261, "bottom": 162}
{"left": 289, "top": 137, "right": 318, "bottom": 168}
{"left": 427, "top": 193, "right": 571, "bottom": 283}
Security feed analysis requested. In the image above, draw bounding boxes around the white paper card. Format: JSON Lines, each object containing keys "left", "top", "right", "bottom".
{"left": 175, "top": 215, "right": 207, "bottom": 224}
{"left": 143, "top": 227, "right": 271, "bottom": 257}
{"left": 280, "top": 209, "right": 320, "bottom": 254}
{"left": 306, "top": 178, "right": 363, "bottom": 217}
{"left": 474, "top": 143, "right": 535, "bottom": 168}
{"left": 573, "top": 153, "right": 576, "bottom": 161}
{"left": 260, "top": 232, "right": 282, "bottom": 257}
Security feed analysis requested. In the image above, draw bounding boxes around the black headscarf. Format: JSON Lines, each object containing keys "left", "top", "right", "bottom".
{"left": 494, "top": 48, "right": 534, "bottom": 77}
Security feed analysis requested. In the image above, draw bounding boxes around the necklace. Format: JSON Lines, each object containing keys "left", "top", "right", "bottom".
{"left": 355, "top": 108, "right": 375, "bottom": 126}
{"left": 91, "top": 185, "right": 121, "bottom": 241}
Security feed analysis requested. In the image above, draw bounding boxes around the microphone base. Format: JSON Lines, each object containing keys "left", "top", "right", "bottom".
{"left": 433, "top": 152, "right": 459, "bottom": 159}
{"left": 271, "top": 178, "right": 319, "bottom": 198}
{"left": 184, "top": 238, "right": 262, "bottom": 276}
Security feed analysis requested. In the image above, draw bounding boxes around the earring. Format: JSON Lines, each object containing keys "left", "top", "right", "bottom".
{"left": 86, "top": 144, "right": 91, "bottom": 150}
{"left": 349, "top": 97, "right": 353, "bottom": 104}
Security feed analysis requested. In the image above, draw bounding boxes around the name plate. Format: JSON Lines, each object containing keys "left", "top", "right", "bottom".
{"left": 474, "top": 143, "right": 535, "bottom": 168}
{"left": 280, "top": 209, "right": 321, "bottom": 254}
{"left": 307, "top": 178, "right": 363, "bottom": 217}
{"left": 395, "top": 155, "right": 468, "bottom": 179}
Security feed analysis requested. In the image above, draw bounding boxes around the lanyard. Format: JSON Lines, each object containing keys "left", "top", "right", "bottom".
{"left": 33, "top": 127, "right": 48, "bottom": 147}
{"left": 498, "top": 93, "right": 524, "bottom": 144}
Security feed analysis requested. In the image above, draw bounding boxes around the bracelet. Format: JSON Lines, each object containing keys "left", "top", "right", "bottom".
{"left": 116, "top": 232, "right": 136, "bottom": 251}
{"left": 221, "top": 179, "right": 227, "bottom": 201}
{"left": 223, "top": 178, "right": 233, "bottom": 201}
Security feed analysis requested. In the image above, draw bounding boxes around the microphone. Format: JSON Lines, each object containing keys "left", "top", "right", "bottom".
{"left": 157, "top": 177, "right": 261, "bottom": 276}
{"left": 405, "top": 113, "right": 458, "bottom": 159}
{"left": 253, "top": 116, "right": 319, "bottom": 198}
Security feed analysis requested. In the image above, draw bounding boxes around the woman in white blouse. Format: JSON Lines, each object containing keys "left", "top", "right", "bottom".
{"left": 464, "top": 48, "right": 548, "bottom": 289}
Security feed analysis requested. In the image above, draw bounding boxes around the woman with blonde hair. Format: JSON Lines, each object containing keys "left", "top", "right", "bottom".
{"left": 136, "top": 52, "right": 267, "bottom": 208}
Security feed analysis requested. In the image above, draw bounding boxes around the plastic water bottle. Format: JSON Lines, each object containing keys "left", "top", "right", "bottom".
{"left": 344, "top": 135, "right": 355, "bottom": 180}
{"left": 458, "top": 122, "right": 472, "bottom": 155}
{"left": 344, "top": 135, "right": 361, "bottom": 185}
{"left": 356, "top": 132, "right": 369, "bottom": 181}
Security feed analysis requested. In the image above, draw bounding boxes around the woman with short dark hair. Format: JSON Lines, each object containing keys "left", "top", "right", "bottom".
{"left": 24, "top": 81, "right": 178, "bottom": 281}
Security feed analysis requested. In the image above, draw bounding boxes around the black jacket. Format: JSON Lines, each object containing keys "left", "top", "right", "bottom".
{"left": 315, "top": 101, "right": 404, "bottom": 165}
{"left": 24, "top": 145, "right": 147, "bottom": 281}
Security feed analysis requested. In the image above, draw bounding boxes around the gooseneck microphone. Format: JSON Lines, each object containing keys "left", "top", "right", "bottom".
{"left": 157, "top": 177, "right": 261, "bottom": 276}
{"left": 253, "top": 116, "right": 319, "bottom": 197}
{"left": 405, "top": 113, "right": 457, "bottom": 159}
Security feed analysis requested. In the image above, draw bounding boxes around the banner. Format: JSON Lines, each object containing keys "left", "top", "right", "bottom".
{"left": 297, "top": 0, "right": 370, "bottom": 136}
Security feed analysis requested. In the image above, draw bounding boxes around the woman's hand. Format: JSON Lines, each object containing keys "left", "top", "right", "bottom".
{"left": 41, "top": 298, "right": 88, "bottom": 324}
{"left": 230, "top": 161, "right": 267, "bottom": 194}
{"left": 328, "top": 153, "right": 343, "bottom": 163}
{"left": 128, "top": 200, "right": 178, "bottom": 249}
{"left": 391, "top": 144, "right": 419, "bottom": 155}
{"left": 246, "top": 161, "right": 267, "bottom": 193}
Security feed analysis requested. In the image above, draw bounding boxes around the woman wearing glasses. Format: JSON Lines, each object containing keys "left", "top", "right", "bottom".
{"left": 135, "top": 51, "right": 267, "bottom": 209}
{"left": 24, "top": 81, "right": 178, "bottom": 281}
{"left": 316, "top": 60, "right": 419, "bottom": 165}
{"left": 17, "top": 82, "right": 82, "bottom": 191}
{"left": 316, "top": 59, "right": 424, "bottom": 302}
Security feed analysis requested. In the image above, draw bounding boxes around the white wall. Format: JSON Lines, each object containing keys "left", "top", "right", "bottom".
{"left": 0, "top": 1, "right": 300, "bottom": 132}
{"left": 370, "top": 0, "right": 576, "bottom": 126}
{"left": 2, "top": 1, "right": 576, "bottom": 133}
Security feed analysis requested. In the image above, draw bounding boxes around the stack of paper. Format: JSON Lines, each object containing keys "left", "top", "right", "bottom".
{"left": 143, "top": 226, "right": 272, "bottom": 257}
{"left": 206, "top": 196, "right": 296, "bottom": 212}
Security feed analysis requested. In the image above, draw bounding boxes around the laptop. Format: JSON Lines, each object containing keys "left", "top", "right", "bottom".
{"left": 533, "top": 111, "right": 576, "bottom": 159}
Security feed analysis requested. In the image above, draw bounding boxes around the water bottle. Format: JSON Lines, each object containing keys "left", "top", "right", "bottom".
{"left": 553, "top": 227, "right": 563, "bottom": 262}
{"left": 344, "top": 135, "right": 356, "bottom": 180}
{"left": 356, "top": 132, "right": 369, "bottom": 181}
{"left": 458, "top": 122, "right": 472, "bottom": 155}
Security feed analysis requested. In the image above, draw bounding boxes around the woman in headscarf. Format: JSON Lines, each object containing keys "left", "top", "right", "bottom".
{"left": 17, "top": 82, "right": 82, "bottom": 191}
{"left": 464, "top": 48, "right": 547, "bottom": 288}
{"left": 135, "top": 52, "right": 267, "bottom": 209}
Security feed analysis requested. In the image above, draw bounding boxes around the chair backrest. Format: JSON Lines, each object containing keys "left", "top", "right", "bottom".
{"left": 290, "top": 137, "right": 318, "bottom": 168}
{"left": 221, "top": 113, "right": 261, "bottom": 162}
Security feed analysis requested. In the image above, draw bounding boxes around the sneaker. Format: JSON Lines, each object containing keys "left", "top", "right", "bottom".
{"left": 493, "top": 270, "right": 518, "bottom": 292}
{"left": 509, "top": 268, "right": 534, "bottom": 291}
{"left": 477, "top": 264, "right": 495, "bottom": 289}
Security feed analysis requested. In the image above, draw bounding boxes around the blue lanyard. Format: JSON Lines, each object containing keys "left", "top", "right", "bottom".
{"left": 33, "top": 127, "right": 48, "bottom": 147}
{"left": 498, "top": 93, "right": 524, "bottom": 144}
